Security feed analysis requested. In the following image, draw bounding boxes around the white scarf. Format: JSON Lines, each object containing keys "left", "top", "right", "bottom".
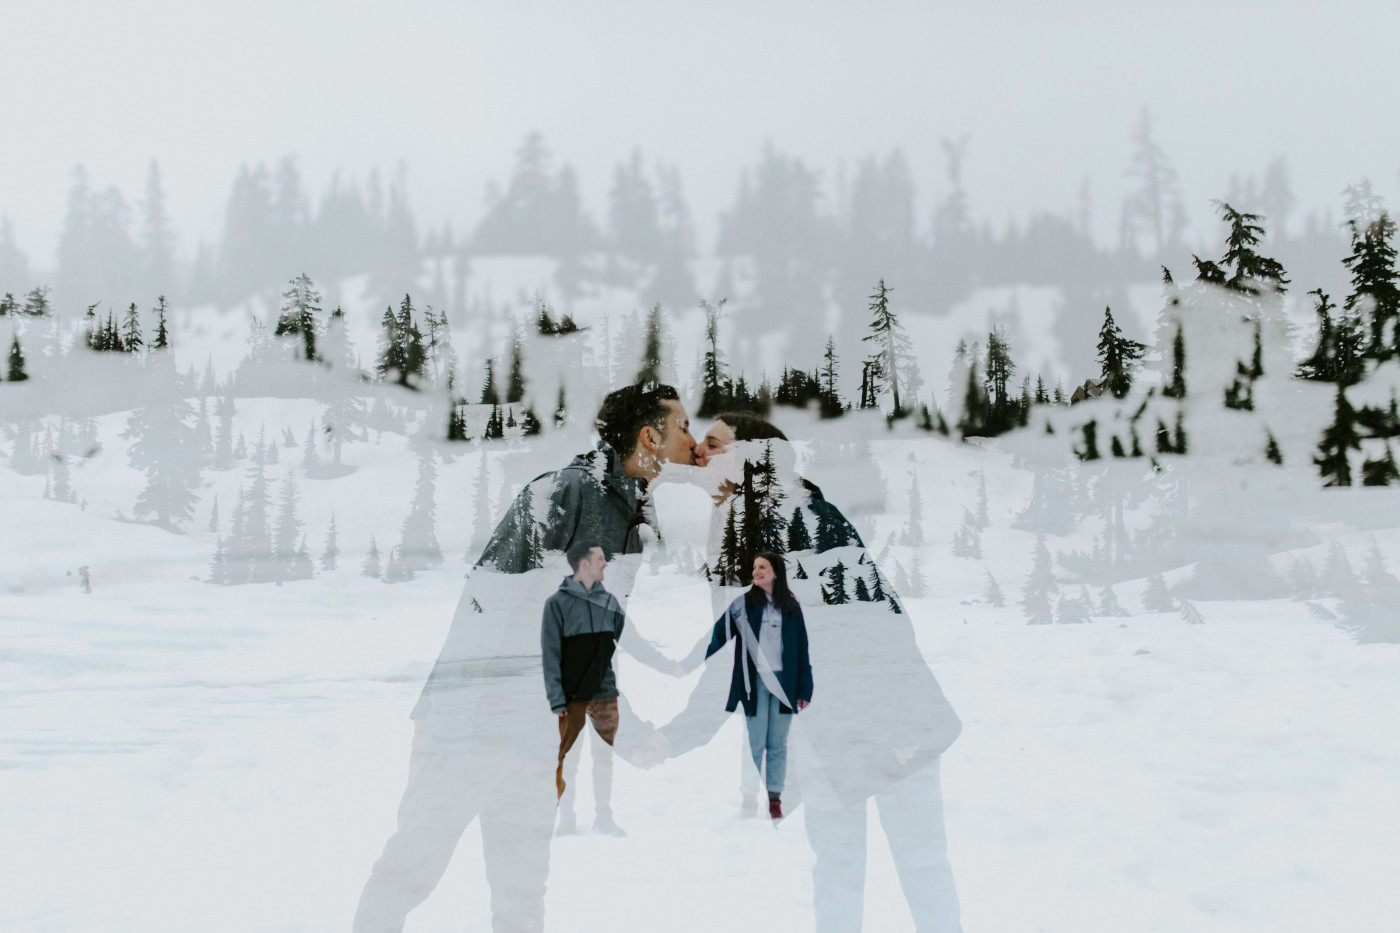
{"left": 730, "top": 596, "right": 790, "bottom": 709}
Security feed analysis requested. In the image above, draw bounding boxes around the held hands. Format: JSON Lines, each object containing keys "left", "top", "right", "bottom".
{"left": 797, "top": 699, "right": 810, "bottom": 711}
{"left": 630, "top": 732, "right": 671, "bottom": 770}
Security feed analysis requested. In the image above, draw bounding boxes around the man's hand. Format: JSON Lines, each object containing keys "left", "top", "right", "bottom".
{"left": 557, "top": 709, "right": 568, "bottom": 721}
{"left": 631, "top": 732, "right": 671, "bottom": 769}
{"left": 797, "top": 699, "right": 810, "bottom": 712}
{"left": 893, "top": 744, "right": 919, "bottom": 766}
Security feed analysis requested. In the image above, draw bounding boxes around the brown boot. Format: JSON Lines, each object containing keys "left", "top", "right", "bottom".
{"left": 768, "top": 792, "right": 782, "bottom": 820}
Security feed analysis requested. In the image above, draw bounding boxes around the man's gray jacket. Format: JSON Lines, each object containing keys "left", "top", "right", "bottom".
{"left": 540, "top": 576, "right": 626, "bottom": 713}
{"left": 477, "top": 441, "right": 651, "bottom": 574}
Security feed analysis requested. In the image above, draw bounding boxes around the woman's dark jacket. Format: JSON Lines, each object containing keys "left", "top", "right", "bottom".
{"left": 707, "top": 593, "right": 814, "bottom": 717}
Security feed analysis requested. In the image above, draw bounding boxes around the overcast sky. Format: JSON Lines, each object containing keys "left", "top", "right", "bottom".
{"left": 4, "top": 0, "right": 1398, "bottom": 266}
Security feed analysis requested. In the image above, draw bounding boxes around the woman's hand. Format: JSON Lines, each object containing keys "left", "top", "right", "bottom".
{"left": 797, "top": 699, "right": 809, "bottom": 711}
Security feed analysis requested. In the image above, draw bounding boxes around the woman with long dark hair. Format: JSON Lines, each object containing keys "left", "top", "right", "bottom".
{"left": 705, "top": 551, "right": 813, "bottom": 819}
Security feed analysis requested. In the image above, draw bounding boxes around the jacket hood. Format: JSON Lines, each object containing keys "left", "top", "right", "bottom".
{"left": 557, "top": 575, "right": 623, "bottom": 612}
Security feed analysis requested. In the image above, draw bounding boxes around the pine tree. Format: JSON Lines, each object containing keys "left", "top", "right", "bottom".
{"left": 208, "top": 495, "right": 220, "bottom": 533}
{"left": 636, "top": 303, "right": 666, "bottom": 386}
{"left": 821, "top": 560, "right": 850, "bottom": 605}
{"left": 853, "top": 576, "right": 872, "bottom": 601}
{"left": 983, "top": 327, "right": 1017, "bottom": 434}
{"left": 1315, "top": 385, "right": 1361, "bottom": 486}
{"left": 213, "top": 395, "right": 235, "bottom": 469}
{"left": 1363, "top": 538, "right": 1397, "bottom": 586}
{"left": 319, "top": 515, "right": 339, "bottom": 571}
{"left": 868, "top": 564, "right": 888, "bottom": 602}
{"left": 274, "top": 273, "right": 322, "bottom": 361}
{"left": 375, "top": 305, "right": 404, "bottom": 382}
{"left": 1162, "top": 322, "right": 1186, "bottom": 399}
{"left": 152, "top": 296, "right": 170, "bottom": 350}
{"left": 1265, "top": 431, "right": 1283, "bottom": 465}
{"left": 383, "top": 545, "right": 413, "bottom": 583}
{"left": 302, "top": 421, "right": 321, "bottom": 469}
{"left": 122, "top": 303, "right": 144, "bottom": 354}
{"left": 787, "top": 505, "right": 813, "bottom": 551}
{"left": 554, "top": 385, "right": 568, "bottom": 428}
{"left": 506, "top": 317, "right": 526, "bottom": 402}
{"left": 1224, "top": 321, "right": 1264, "bottom": 410}
{"left": 1340, "top": 213, "right": 1400, "bottom": 360}
{"left": 209, "top": 536, "right": 229, "bottom": 585}
{"left": 1056, "top": 588, "right": 1092, "bottom": 624}
{"left": 951, "top": 508, "right": 982, "bottom": 558}
{"left": 1361, "top": 440, "right": 1400, "bottom": 486}
{"left": 957, "top": 349, "right": 988, "bottom": 438}
{"left": 123, "top": 395, "right": 201, "bottom": 528}
{"left": 520, "top": 407, "right": 542, "bottom": 436}
{"left": 1097, "top": 307, "right": 1146, "bottom": 399}
{"left": 480, "top": 358, "right": 499, "bottom": 405}
{"left": 291, "top": 535, "right": 314, "bottom": 581}
{"left": 484, "top": 404, "right": 504, "bottom": 440}
{"left": 447, "top": 403, "right": 470, "bottom": 442}
{"left": 1180, "top": 600, "right": 1204, "bottom": 624}
{"left": 362, "top": 536, "right": 382, "bottom": 578}
{"left": 814, "top": 503, "right": 857, "bottom": 552}
{"left": 195, "top": 397, "right": 213, "bottom": 465}
{"left": 752, "top": 441, "right": 787, "bottom": 553}
{"left": 273, "top": 473, "right": 304, "bottom": 577}
{"left": 228, "top": 465, "right": 275, "bottom": 583}
{"left": 900, "top": 470, "right": 924, "bottom": 546}
{"left": 1022, "top": 535, "right": 1056, "bottom": 624}
{"left": 321, "top": 305, "right": 359, "bottom": 374}
{"left": 697, "top": 298, "right": 731, "bottom": 417}
{"left": 1142, "top": 573, "right": 1174, "bottom": 612}
{"left": 1077, "top": 420, "right": 1101, "bottom": 461}
{"left": 861, "top": 279, "right": 912, "bottom": 416}
{"left": 718, "top": 499, "right": 741, "bottom": 584}
{"left": 7, "top": 335, "right": 27, "bottom": 381}
{"left": 50, "top": 454, "right": 74, "bottom": 503}
{"left": 819, "top": 336, "right": 844, "bottom": 418}
{"left": 1098, "top": 584, "right": 1128, "bottom": 616}
{"left": 397, "top": 294, "right": 426, "bottom": 386}
{"left": 398, "top": 453, "right": 444, "bottom": 571}
{"left": 983, "top": 569, "right": 1005, "bottom": 607}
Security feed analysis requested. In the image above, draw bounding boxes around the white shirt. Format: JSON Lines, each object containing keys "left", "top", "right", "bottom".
{"left": 757, "top": 599, "right": 783, "bottom": 673}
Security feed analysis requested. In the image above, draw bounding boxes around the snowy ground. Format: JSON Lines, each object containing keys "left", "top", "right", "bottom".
{"left": 4, "top": 425, "right": 1399, "bottom": 932}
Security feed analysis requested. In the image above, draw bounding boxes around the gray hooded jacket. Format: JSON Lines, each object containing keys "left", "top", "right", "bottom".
{"left": 477, "top": 441, "right": 652, "bottom": 573}
{"left": 541, "top": 576, "right": 626, "bottom": 713}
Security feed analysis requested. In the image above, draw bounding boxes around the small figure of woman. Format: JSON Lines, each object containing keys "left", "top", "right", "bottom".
{"left": 707, "top": 551, "right": 813, "bottom": 819}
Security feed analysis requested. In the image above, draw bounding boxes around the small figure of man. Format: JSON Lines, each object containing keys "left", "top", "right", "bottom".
{"left": 543, "top": 541, "right": 626, "bottom": 817}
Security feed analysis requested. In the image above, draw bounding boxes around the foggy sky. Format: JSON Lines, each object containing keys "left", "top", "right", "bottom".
{"left": 4, "top": 0, "right": 1398, "bottom": 266}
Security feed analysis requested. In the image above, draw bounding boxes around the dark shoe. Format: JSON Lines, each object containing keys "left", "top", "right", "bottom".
{"left": 768, "top": 792, "right": 782, "bottom": 820}
{"left": 740, "top": 795, "right": 758, "bottom": 819}
{"left": 593, "top": 814, "right": 627, "bottom": 837}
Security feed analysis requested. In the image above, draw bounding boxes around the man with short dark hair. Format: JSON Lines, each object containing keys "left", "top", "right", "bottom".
{"left": 542, "top": 542, "right": 625, "bottom": 804}
{"left": 477, "top": 383, "right": 695, "bottom": 571}
{"left": 353, "top": 383, "right": 695, "bottom": 933}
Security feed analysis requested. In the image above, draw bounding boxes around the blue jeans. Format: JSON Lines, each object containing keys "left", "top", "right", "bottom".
{"left": 745, "top": 678, "right": 792, "bottom": 793}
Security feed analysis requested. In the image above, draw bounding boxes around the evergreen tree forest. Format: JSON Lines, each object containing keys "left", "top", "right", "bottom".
{"left": 10, "top": 131, "right": 1400, "bottom": 613}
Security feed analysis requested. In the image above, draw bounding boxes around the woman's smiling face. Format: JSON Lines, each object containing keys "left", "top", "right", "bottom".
{"left": 693, "top": 419, "right": 736, "bottom": 467}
